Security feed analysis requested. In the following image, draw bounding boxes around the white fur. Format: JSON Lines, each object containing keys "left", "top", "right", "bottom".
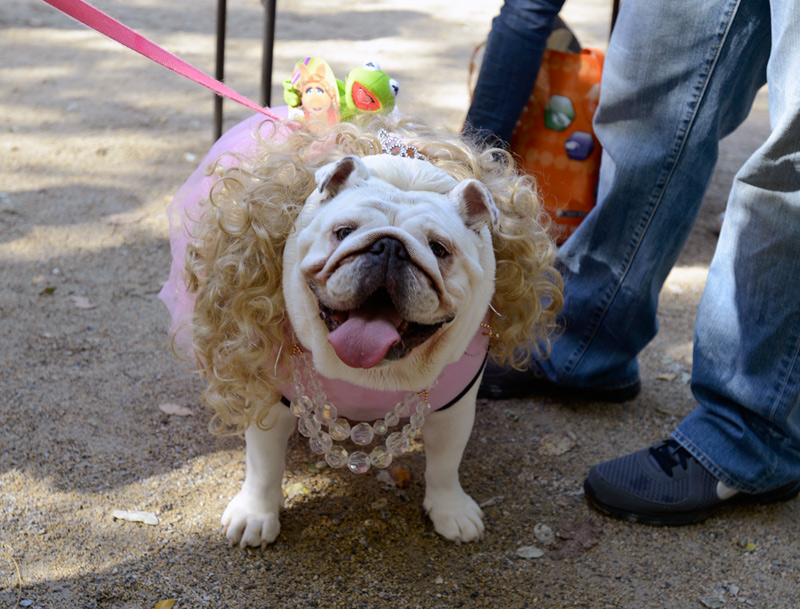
{"left": 422, "top": 380, "right": 485, "bottom": 542}
{"left": 221, "top": 398, "right": 295, "bottom": 548}
{"left": 360, "top": 154, "right": 458, "bottom": 194}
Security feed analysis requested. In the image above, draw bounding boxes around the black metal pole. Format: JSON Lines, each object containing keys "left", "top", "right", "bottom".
{"left": 214, "top": 0, "right": 227, "bottom": 140}
{"left": 261, "top": 0, "right": 276, "bottom": 107}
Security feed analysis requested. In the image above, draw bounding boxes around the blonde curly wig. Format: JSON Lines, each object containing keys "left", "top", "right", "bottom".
{"left": 184, "top": 114, "right": 563, "bottom": 433}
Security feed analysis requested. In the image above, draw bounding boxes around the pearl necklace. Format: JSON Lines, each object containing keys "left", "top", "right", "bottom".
{"left": 286, "top": 345, "right": 433, "bottom": 474}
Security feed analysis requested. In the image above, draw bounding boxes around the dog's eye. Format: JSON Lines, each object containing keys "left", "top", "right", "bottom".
{"left": 334, "top": 226, "right": 354, "bottom": 241}
{"left": 429, "top": 240, "right": 450, "bottom": 259}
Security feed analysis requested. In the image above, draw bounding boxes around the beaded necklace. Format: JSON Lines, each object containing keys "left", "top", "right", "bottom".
{"left": 286, "top": 344, "right": 433, "bottom": 474}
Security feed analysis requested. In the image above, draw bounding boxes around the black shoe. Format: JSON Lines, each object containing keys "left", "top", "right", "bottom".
{"left": 478, "top": 360, "right": 641, "bottom": 403}
{"left": 584, "top": 439, "right": 800, "bottom": 526}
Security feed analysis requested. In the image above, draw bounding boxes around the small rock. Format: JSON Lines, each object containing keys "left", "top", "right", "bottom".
{"left": 376, "top": 470, "right": 395, "bottom": 487}
{"left": 538, "top": 432, "right": 577, "bottom": 456}
{"left": 534, "top": 523, "right": 555, "bottom": 546}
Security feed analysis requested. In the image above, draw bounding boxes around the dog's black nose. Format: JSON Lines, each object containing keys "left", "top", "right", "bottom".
{"left": 368, "top": 236, "right": 409, "bottom": 264}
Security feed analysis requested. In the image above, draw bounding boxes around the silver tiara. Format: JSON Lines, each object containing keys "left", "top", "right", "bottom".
{"left": 378, "top": 129, "right": 427, "bottom": 161}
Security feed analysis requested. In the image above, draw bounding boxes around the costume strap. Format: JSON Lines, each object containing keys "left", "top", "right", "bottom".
{"left": 41, "top": 0, "right": 281, "bottom": 121}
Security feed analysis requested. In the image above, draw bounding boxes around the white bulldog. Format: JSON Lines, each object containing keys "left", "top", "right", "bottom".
{"left": 221, "top": 154, "right": 500, "bottom": 547}
{"left": 164, "top": 119, "right": 560, "bottom": 550}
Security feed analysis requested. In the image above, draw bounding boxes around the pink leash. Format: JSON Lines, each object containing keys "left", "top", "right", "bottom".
{"left": 41, "top": 0, "right": 282, "bottom": 122}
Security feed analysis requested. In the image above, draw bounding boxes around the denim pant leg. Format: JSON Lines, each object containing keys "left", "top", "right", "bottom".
{"left": 675, "top": 0, "right": 800, "bottom": 492}
{"left": 465, "top": 0, "right": 565, "bottom": 145}
{"left": 538, "top": 0, "right": 770, "bottom": 390}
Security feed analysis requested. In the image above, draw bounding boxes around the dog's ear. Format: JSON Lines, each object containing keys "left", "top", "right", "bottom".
{"left": 314, "top": 155, "right": 371, "bottom": 203}
{"left": 449, "top": 179, "right": 499, "bottom": 231}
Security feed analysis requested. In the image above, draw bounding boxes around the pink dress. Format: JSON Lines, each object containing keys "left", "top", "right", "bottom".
{"left": 159, "top": 108, "right": 489, "bottom": 421}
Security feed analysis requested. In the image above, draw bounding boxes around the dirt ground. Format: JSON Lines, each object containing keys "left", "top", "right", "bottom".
{"left": 2, "top": 1, "right": 796, "bottom": 608}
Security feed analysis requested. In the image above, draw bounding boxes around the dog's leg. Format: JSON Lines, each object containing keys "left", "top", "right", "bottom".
{"left": 221, "top": 403, "right": 296, "bottom": 548}
{"left": 421, "top": 381, "right": 484, "bottom": 543}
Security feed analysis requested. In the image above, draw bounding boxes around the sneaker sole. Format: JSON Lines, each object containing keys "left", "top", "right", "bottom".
{"left": 584, "top": 479, "right": 800, "bottom": 526}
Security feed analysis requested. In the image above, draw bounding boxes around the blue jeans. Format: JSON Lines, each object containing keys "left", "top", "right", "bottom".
{"left": 465, "top": 0, "right": 566, "bottom": 145}
{"left": 541, "top": 0, "right": 800, "bottom": 492}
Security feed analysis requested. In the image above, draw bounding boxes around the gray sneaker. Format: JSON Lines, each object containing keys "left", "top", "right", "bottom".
{"left": 584, "top": 439, "right": 800, "bottom": 526}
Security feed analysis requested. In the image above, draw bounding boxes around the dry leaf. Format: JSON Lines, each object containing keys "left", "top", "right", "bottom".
{"left": 155, "top": 601, "right": 177, "bottom": 609}
{"left": 479, "top": 496, "right": 505, "bottom": 508}
{"left": 516, "top": 545, "right": 545, "bottom": 559}
{"left": 112, "top": 510, "right": 159, "bottom": 525}
{"left": 284, "top": 482, "right": 310, "bottom": 500}
{"left": 101, "top": 212, "right": 146, "bottom": 225}
{"left": 69, "top": 295, "right": 97, "bottom": 309}
{"left": 390, "top": 466, "right": 411, "bottom": 488}
{"left": 538, "top": 432, "right": 577, "bottom": 456}
{"left": 158, "top": 403, "right": 194, "bottom": 417}
{"left": 657, "top": 372, "right": 678, "bottom": 381}
{"left": 552, "top": 521, "right": 602, "bottom": 559}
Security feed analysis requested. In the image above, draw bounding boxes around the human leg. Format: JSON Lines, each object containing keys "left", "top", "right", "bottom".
{"left": 483, "top": 0, "right": 771, "bottom": 399}
{"left": 465, "top": 0, "right": 565, "bottom": 146}
{"left": 673, "top": 0, "right": 800, "bottom": 494}
{"left": 584, "top": 0, "right": 800, "bottom": 525}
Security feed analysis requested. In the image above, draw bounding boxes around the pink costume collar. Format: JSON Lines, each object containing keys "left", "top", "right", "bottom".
{"left": 281, "top": 322, "right": 490, "bottom": 422}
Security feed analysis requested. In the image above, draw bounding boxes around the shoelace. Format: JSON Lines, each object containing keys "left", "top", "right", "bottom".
{"left": 649, "top": 439, "right": 691, "bottom": 477}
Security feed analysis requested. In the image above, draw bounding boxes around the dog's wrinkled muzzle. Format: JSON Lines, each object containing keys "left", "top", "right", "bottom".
{"left": 319, "top": 236, "right": 447, "bottom": 368}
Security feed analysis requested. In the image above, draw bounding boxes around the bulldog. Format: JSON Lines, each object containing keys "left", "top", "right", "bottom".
{"left": 161, "top": 118, "right": 561, "bottom": 548}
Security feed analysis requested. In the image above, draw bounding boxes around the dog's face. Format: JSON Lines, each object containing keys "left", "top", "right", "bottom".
{"left": 282, "top": 154, "right": 498, "bottom": 390}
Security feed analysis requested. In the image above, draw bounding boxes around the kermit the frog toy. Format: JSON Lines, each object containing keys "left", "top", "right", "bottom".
{"left": 338, "top": 61, "right": 399, "bottom": 120}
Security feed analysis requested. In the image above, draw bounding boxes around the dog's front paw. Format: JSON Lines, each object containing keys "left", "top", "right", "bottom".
{"left": 221, "top": 489, "right": 282, "bottom": 548}
{"left": 424, "top": 488, "right": 485, "bottom": 543}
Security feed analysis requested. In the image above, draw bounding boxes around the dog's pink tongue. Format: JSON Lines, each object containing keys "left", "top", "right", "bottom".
{"left": 328, "top": 307, "right": 402, "bottom": 369}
